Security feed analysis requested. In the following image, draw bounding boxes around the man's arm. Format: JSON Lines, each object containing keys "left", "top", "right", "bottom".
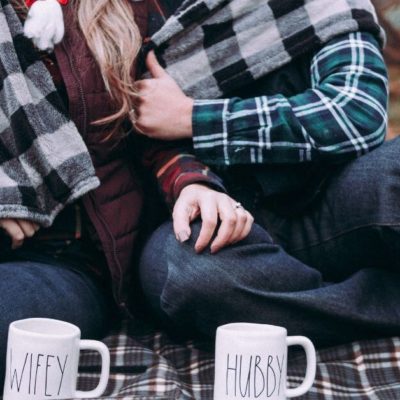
{"left": 135, "top": 32, "right": 388, "bottom": 166}
{"left": 192, "top": 32, "right": 388, "bottom": 165}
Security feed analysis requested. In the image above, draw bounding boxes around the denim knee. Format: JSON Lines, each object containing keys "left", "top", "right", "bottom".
{"left": 350, "top": 138, "right": 400, "bottom": 220}
{"left": 312, "top": 138, "right": 400, "bottom": 240}
{"left": 140, "top": 221, "right": 323, "bottom": 330}
{"left": 369, "top": 137, "right": 400, "bottom": 197}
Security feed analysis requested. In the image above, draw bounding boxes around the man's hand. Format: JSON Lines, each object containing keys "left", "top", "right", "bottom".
{"left": 173, "top": 184, "right": 254, "bottom": 254}
{"left": 0, "top": 219, "right": 40, "bottom": 249}
{"left": 135, "top": 51, "right": 194, "bottom": 140}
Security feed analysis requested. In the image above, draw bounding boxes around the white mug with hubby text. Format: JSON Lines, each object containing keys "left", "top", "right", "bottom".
{"left": 3, "top": 318, "right": 110, "bottom": 400}
{"left": 214, "top": 323, "right": 316, "bottom": 400}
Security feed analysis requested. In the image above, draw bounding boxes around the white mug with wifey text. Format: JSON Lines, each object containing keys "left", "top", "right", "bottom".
{"left": 214, "top": 323, "right": 316, "bottom": 400}
{"left": 3, "top": 318, "right": 110, "bottom": 400}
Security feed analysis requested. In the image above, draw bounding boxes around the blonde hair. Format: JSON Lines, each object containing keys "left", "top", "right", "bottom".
{"left": 75, "top": 0, "right": 141, "bottom": 134}
{"left": 12, "top": 0, "right": 142, "bottom": 137}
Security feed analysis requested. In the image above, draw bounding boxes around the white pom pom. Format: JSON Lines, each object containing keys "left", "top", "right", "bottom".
{"left": 24, "top": 0, "right": 65, "bottom": 51}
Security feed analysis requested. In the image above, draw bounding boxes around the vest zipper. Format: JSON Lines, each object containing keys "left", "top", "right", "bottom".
{"left": 56, "top": 17, "right": 132, "bottom": 318}
{"left": 61, "top": 40, "right": 88, "bottom": 137}
{"left": 88, "top": 193, "right": 132, "bottom": 319}
{"left": 149, "top": 0, "right": 168, "bottom": 21}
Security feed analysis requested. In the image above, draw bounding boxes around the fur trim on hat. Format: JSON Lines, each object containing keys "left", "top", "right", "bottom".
{"left": 24, "top": 0, "right": 65, "bottom": 51}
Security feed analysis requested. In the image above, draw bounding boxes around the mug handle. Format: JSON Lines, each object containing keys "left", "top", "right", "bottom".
{"left": 74, "top": 340, "right": 110, "bottom": 399}
{"left": 286, "top": 336, "right": 316, "bottom": 398}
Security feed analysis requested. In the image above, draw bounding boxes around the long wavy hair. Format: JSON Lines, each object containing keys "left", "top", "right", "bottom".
{"left": 12, "top": 0, "right": 142, "bottom": 136}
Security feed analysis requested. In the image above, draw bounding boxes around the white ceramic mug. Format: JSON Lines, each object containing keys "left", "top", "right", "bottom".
{"left": 3, "top": 318, "right": 110, "bottom": 400}
{"left": 214, "top": 323, "right": 316, "bottom": 400}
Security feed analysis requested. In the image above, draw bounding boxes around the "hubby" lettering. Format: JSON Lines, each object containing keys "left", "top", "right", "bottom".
{"left": 225, "top": 353, "right": 285, "bottom": 398}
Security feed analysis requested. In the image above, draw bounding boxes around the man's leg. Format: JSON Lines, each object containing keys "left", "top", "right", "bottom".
{"left": 139, "top": 138, "right": 400, "bottom": 348}
{"left": 260, "top": 137, "right": 400, "bottom": 281}
{"left": 0, "top": 261, "right": 113, "bottom": 386}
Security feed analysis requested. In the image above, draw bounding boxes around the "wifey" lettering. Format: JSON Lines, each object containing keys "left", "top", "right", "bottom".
{"left": 8, "top": 349, "right": 68, "bottom": 397}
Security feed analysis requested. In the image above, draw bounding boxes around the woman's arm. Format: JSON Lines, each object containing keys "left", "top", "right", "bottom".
{"left": 136, "top": 32, "right": 388, "bottom": 166}
{"left": 138, "top": 136, "right": 225, "bottom": 206}
{"left": 137, "top": 137, "right": 253, "bottom": 253}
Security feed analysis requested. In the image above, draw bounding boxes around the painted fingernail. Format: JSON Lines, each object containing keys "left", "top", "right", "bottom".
{"left": 210, "top": 246, "right": 219, "bottom": 254}
{"left": 195, "top": 245, "right": 203, "bottom": 253}
{"left": 177, "top": 231, "right": 190, "bottom": 243}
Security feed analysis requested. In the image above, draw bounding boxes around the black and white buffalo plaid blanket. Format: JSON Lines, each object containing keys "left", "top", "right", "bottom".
{"left": 76, "top": 319, "right": 400, "bottom": 399}
{"left": 0, "top": 0, "right": 99, "bottom": 227}
{"left": 147, "top": 0, "right": 385, "bottom": 99}
{"left": 0, "top": 0, "right": 385, "bottom": 226}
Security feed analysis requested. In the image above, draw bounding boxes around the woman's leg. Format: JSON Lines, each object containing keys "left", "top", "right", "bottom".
{"left": 139, "top": 138, "right": 400, "bottom": 348}
{"left": 0, "top": 261, "right": 113, "bottom": 386}
{"left": 139, "top": 220, "right": 400, "bottom": 348}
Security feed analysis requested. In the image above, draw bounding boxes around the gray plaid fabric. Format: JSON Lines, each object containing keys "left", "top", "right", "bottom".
{"left": 0, "top": 0, "right": 99, "bottom": 227}
{"left": 147, "top": 0, "right": 385, "bottom": 99}
{"left": 76, "top": 320, "right": 400, "bottom": 399}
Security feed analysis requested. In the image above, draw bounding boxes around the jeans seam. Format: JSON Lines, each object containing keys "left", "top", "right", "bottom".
{"left": 288, "top": 222, "right": 400, "bottom": 253}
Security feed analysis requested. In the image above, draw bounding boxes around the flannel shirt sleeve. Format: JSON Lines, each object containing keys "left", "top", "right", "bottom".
{"left": 139, "top": 137, "right": 225, "bottom": 207}
{"left": 192, "top": 32, "right": 388, "bottom": 166}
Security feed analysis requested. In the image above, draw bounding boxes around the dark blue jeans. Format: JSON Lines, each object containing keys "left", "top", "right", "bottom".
{"left": 139, "top": 138, "right": 400, "bottom": 348}
{"left": 0, "top": 259, "right": 113, "bottom": 387}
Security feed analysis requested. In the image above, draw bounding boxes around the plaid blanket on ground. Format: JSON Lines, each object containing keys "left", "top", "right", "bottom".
{"left": 76, "top": 320, "right": 400, "bottom": 399}
{"left": 0, "top": 0, "right": 99, "bottom": 227}
{"left": 147, "top": 0, "right": 384, "bottom": 99}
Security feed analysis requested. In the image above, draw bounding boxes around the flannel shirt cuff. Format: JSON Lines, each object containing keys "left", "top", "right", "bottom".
{"left": 192, "top": 99, "right": 231, "bottom": 164}
{"left": 172, "top": 170, "right": 226, "bottom": 205}
{"left": 156, "top": 153, "right": 226, "bottom": 207}
{"left": 193, "top": 98, "right": 264, "bottom": 165}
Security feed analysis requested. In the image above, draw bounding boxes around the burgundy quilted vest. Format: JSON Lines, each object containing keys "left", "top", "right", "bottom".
{"left": 54, "top": 1, "right": 149, "bottom": 314}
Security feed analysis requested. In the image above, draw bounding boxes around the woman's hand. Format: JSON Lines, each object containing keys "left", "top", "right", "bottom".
{"left": 134, "top": 52, "right": 194, "bottom": 140}
{"left": 0, "top": 219, "right": 40, "bottom": 249}
{"left": 173, "top": 184, "right": 254, "bottom": 254}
